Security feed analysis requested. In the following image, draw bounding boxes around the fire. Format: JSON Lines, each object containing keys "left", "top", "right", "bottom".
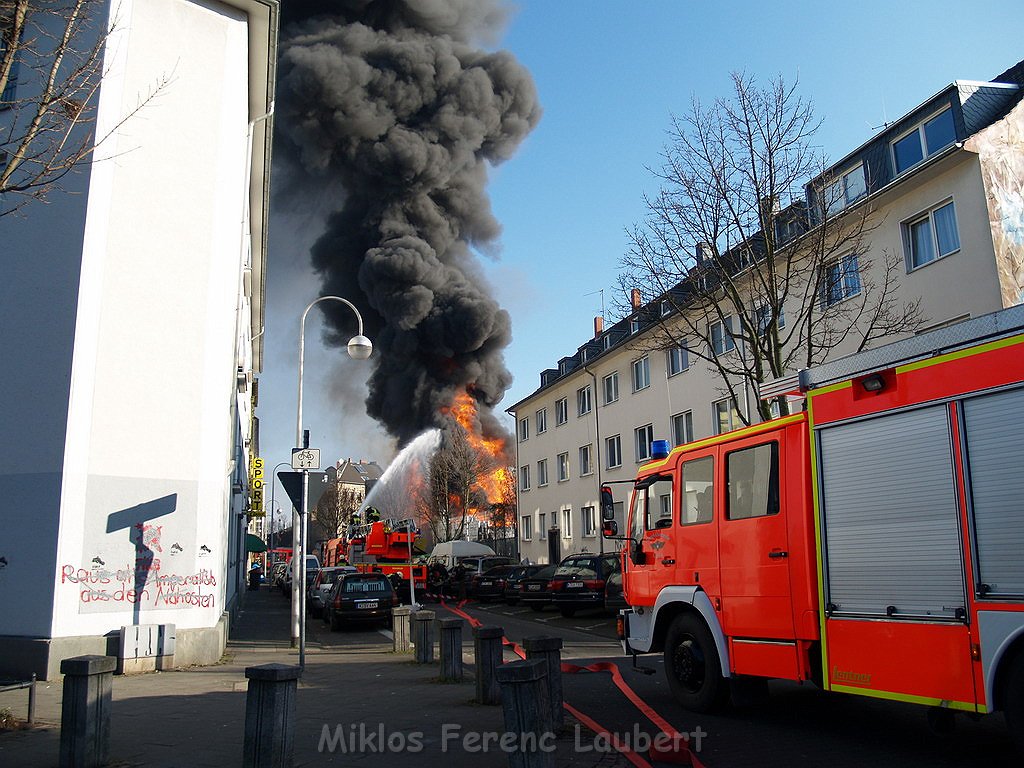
{"left": 442, "top": 391, "right": 513, "bottom": 507}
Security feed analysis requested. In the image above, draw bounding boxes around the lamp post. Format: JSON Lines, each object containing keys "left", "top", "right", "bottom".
{"left": 292, "top": 296, "right": 372, "bottom": 669}
{"left": 268, "top": 462, "right": 290, "bottom": 567}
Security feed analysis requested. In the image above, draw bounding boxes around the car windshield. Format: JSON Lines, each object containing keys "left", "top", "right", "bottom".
{"left": 320, "top": 570, "right": 344, "bottom": 585}
{"left": 342, "top": 577, "right": 390, "bottom": 593}
{"left": 555, "top": 558, "right": 598, "bottom": 578}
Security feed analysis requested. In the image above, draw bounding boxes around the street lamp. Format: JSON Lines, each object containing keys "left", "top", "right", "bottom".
{"left": 292, "top": 296, "right": 372, "bottom": 669}
{"left": 268, "top": 461, "right": 290, "bottom": 567}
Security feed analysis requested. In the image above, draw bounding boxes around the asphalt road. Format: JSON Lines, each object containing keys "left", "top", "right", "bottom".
{"left": 300, "top": 595, "right": 1021, "bottom": 767}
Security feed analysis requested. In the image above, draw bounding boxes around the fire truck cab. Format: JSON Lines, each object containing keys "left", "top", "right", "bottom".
{"left": 609, "top": 304, "right": 1024, "bottom": 746}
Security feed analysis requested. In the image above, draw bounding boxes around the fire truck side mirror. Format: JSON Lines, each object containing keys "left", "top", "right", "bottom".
{"left": 600, "top": 485, "right": 615, "bottom": 521}
{"left": 601, "top": 520, "right": 618, "bottom": 538}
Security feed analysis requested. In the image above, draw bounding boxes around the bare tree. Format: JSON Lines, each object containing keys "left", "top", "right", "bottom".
{"left": 312, "top": 481, "right": 361, "bottom": 541}
{"left": 0, "top": 0, "right": 168, "bottom": 216}
{"left": 617, "top": 73, "right": 923, "bottom": 423}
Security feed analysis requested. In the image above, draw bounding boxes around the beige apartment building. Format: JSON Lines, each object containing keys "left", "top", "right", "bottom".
{"left": 508, "top": 59, "right": 1024, "bottom": 566}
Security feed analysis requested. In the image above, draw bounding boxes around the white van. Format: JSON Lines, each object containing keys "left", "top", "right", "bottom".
{"left": 427, "top": 541, "right": 497, "bottom": 568}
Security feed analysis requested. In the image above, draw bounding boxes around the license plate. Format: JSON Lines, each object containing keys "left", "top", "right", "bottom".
{"left": 480, "top": 580, "right": 492, "bottom": 586}
{"left": 527, "top": 584, "right": 541, "bottom": 591}
{"left": 567, "top": 581, "right": 584, "bottom": 589}
{"left": 357, "top": 600, "right": 379, "bottom": 609}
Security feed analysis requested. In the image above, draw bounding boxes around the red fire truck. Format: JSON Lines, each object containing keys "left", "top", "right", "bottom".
{"left": 603, "top": 304, "right": 1024, "bottom": 747}
{"left": 327, "top": 517, "right": 428, "bottom": 593}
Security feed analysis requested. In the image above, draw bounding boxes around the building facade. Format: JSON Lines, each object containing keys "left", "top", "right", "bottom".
{"left": 0, "top": 0, "right": 279, "bottom": 679}
{"left": 510, "top": 60, "right": 1024, "bottom": 566}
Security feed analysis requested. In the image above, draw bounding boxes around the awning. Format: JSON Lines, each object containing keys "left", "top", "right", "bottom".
{"left": 246, "top": 534, "right": 267, "bottom": 553}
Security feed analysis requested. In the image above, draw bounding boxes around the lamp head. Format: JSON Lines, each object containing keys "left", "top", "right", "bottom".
{"left": 347, "top": 334, "right": 373, "bottom": 360}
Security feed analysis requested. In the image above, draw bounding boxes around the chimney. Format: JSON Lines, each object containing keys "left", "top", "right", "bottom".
{"left": 630, "top": 288, "right": 642, "bottom": 310}
{"left": 594, "top": 316, "right": 604, "bottom": 338}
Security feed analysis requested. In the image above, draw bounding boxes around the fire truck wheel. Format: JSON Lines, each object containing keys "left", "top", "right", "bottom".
{"left": 1006, "top": 651, "right": 1024, "bottom": 755}
{"left": 664, "top": 613, "right": 727, "bottom": 713}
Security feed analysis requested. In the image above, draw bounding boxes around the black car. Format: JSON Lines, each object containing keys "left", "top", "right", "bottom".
{"left": 502, "top": 564, "right": 548, "bottom": 605}
{"left": 322, "top": 572, "right": 399, "bottom": 630}
{"left": 517, "top": 564, "right": 558, "bottom": 612}
{"left": 550, "top": 553, "right": 621, "bottom": 618}
{"left": 603, "top": 568, "right": 628, "bottom": 614}
{"left": 470, "top": 564, "right": 545, "bottom": 604}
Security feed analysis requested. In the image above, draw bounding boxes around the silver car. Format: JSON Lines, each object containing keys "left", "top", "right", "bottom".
{"left": 308, "top": 565, "right": 357, "bottom": 617}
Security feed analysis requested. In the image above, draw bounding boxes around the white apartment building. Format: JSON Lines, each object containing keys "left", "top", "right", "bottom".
{"left": 510, "top": 59, "right": 1024, "bottom": 566}
{"left": 0, "top": 0, "right": 278, "bottom": 679}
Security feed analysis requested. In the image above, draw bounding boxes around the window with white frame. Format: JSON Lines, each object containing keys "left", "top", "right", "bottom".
{"left": 579, "top": 444, "right": 593, "bottom": 476}
{"left": 661, "top": 300, "right": 672, "bottom": 317}
{"left": 823, "top": 163, "right": 867, "bottom": 217}
{"left": 904, "top": 200, "right": 960, "bottom": 270}
{"left": 630, "top": 318, "right": 640, "bottom": 334}
{"left": 632, "top": 356, "right": 650, "bottom": 391}
{"left": 582, "top": 506, "right": 597, "bottom": 537}
{"left": 557, "top": 452, "right": 570, "bottom": 482}
{"left": 754, "top": 304, "right": 785, "bottom": 335}
{"left": 635, "top": 424, "right": 654, "bottom": 462}
{"left": 1, "top": 19, "right": 21, "bottom": 106}
{"left": 606, "top": 434, "right": 622, "bottom": 469}
{"left": 709, "top": 316, "right": 735, "bottom": 356}
{"left": 667, "top": 343, "right": 689, "bottom": 376}
{"left": 713, "top": 398, "right": 742, "bottom": 435}
{"left": 537, "top": 458, "right": 549, "bottom": 487}
{"left": 820, "top": 253, "right": 861, "bottom": 307}
{"left": 561, "top": 507, "right": 573, "bottom": 538}
{"left": 603, "top": 335, "right": 613, "bottom": 350}
{"left": 521, "top": 515, "right": 533, "bottom": 541}
{"left": 672, "top": 410, "right": 693, "bottom": 446}
{"left": 518, "top": 417, "right": 529, "bottom": 442}
{"left": 539, "top": 513, "right": 547, "bottom": 539}
{"left": 577, "top": 385, "right": 592, "bottom": 416}
{"left": 892, "top": 108, "right": 956, "bottom": 175}
{"left": 536, "top": 407, "right": 547, "bottom": 434}
{"left": 555, "top": 397, "right": 568, "bottom": 426}
{"left": 603, "top": 371, "right": 619, "bottom": 404}
{"left": 519, "top": 465, "right": 530, "bottom": 492}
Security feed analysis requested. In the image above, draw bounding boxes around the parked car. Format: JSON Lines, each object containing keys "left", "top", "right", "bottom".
{"left": 271, "top": 561, "right": 289, "bottom": 590}
{"left": 603, "top": 567, "right": 628, "bottom": 614}
{"left": 445, "top": 555, "right": 513, "bottom": 597}
{"left": 279, "top": 555, "right": 321, "bottom": 596}
{"left": 550, "top": 553, "right": 621, "bottom": 618}
{"left": 307, "top": 565, "right": 357, "bottom": 617}
{"left": 517, "top": 564, "right": 559, "bottom": 611}
{"left": 322, "top": 572, "right": 399, "bottom": 630}
{"left": 470, "top": 564, "right": 538, "bottom": 603}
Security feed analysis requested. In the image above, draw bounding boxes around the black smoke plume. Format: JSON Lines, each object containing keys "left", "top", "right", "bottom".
{"left": 275, "top": 1, "right": 540, "bottom": 450}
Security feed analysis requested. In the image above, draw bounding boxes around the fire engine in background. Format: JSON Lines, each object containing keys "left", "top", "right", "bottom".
{"left": 602, "top": 304, "right": 1024, "bottom": 750}
{"left": 322, "top": 515, "right": 427, "bottom": 594}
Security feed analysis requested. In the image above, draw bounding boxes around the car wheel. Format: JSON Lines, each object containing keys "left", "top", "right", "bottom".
{"left": 559, "top": 607, "right": 576, "bottom": 618}
{"left": 664, "top": 612, "right": 728, "bottom": 713}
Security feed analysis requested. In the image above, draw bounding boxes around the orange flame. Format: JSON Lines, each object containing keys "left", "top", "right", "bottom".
{"left": 442, "top": 391, "right": 513, "bottom": 507}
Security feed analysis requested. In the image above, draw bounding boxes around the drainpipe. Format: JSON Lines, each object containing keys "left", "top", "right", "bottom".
{"left": 583, "top": 366, "right": 603, "bottom": 556}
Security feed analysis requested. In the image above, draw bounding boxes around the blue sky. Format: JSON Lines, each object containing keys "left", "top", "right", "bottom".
{"left": 257, "top": 0, "right": 1024, "bottom": 508}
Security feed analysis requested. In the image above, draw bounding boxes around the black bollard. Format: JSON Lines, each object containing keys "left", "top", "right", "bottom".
{"left": 392, "top": 605, "right": 412, "bottom": 653}
{"left": 496, "top": 659, "right": 555, "bottom": 768}
{"left": 243, "top": 663, "right": 300, "bottom": 768}
{"left": 523, "top": 635, "right": 564, "bottom": 729}
{"left": 59, "top": 655, "right": 115, "bottom": 768}
{"left": 473, "top": 625, "right": 504, "bottom": 704}
{"left": 438, "top": 617, "right": 464, "bottom": 682}
{"left": 412, "top": 610, "right": 435, "bottom": 663}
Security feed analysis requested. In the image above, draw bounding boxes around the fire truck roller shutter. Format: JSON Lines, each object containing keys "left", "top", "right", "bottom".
{"left": 818, "top": 404, "right": 965, "bottom": 620}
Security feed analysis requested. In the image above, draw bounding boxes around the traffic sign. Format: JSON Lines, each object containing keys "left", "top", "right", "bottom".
{"left": 291, "top": 448, "right": 320, "bottom": 470}
{"left": 276, "top": 470, "right": 331, "bottom": 511}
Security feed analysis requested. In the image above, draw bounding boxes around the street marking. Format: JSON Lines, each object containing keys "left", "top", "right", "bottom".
{"left": 574, "top": 623, "right": 607, "bottom": 631}
{"left": 536, "top": 615, "right": 561, "bottom": 623}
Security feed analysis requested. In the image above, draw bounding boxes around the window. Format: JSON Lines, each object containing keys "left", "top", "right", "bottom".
{"left": 632, "top": 356, "right": 650, "bottom": 391}
{"left": 577, "top": 385, "right": 592, "bottom": 416}
{"left": 579, "top": 444, "right": 593, "bottom": 476}
{"left": 713, "top": 398, "right": 741, "bottom": 435}
{"left": 555, "top": 397, "right": 568, "bottom": 426}
{"left": 754, "top": 304, "right": 785, "bottom": 335}
{"left": 518, "top": 417, "right": 529, "bottom": 442}
{"left": 521, "top": 515, "right": 533, "bottom": 541}
{"left": 630, "top": 318, "right": 640, "bottom": 334}
{"left": 672, "top": 411, "right": 693, "bottom": 446}
{"left": 606, "top": 434, "right": 622, "bottom": 469}
{"left": 820, "top": 253, "right": 861, "bottom": 307}
{"left": 557, "top": 452, "right": 570, "bottom": 482}
{"left": 726, "top": 442, "right": 780, "bottom": 520}
{"left": 823, "top": 163, "right": 867, "bottom": 216}
{"left": 660, "top": 300, "right": 672, "bottom": 317}
{"left": 632, "top": 474, "right": 673, "bottom": 532}
{"left": 536, "top": 408, "right": 547, "bottom": 434}
{"left": 537, "top": 459, "right": 549, "bottom": 487}
{"left": 709, "top": 317, "right": 735, "bottom": 356}
{"left": 1, "top": 20, "right": 20, "bottom": 107}
{"left": 539, "top": 513, "right": 547, "bottom": 540}
{"left": 904, "top": 200, "right": 960, "bottom": 270}
{"left": 582, "top": 506, "right": 597, "bottom": 537}
{"left": 519, "top": 465, "right": 531, "bottom": 492}
{"left": 603, "top": 372, "right": 619, "bottom": 404}
{"left": 892, "top": 108, "right": 956, "bottom": 175}
{"left": 681, "top": 455, "right": 714, "bottom": 525}
{"left": 561, "top": 508, "right": 573, "bottom": 538}
{"left": 667, "top": 344, "right": 689, "bottom": 376}
{"left": 635, "top": 424, "right": 654, "bottom": 462}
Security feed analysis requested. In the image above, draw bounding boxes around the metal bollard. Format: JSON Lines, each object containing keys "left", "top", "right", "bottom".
{"left": 496, "top": 659, "right": 555, "bottom": 768}
{"left": 392, "top": 605, "right": 412, "bottom": 653}
{"left": 473, "top": 625, "right": 504, "bottom": 704}
{"left": 438, "top": 618, "right": 464, "bottom": 682}
{"left": 59, "top": 654, "right": 116, "bottom": 768}
{"left": 243, "top": 663, "right": 300, "bottom": 768}
{"left": 523, "top": 635, "right": 564, "bottom": 729}
{"left": 412, "top": 610, "right": 435, "bottom": 663}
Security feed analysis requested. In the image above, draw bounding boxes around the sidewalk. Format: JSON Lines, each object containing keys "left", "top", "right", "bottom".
{"left": 0, "top": 588, "right": 629, "bottom": 767}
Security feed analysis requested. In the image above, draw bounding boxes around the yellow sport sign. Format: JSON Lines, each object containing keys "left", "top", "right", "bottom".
{"left": 250, "top": 456, "right": 265, "bottom": 517}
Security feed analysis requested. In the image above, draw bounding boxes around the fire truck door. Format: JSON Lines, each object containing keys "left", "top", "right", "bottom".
{"left": 718, "top": 438, "right": 796, "bottom": 640}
